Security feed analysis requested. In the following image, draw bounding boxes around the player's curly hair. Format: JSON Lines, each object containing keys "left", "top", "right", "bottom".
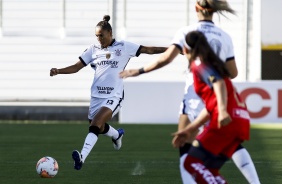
{"left": 196, "top": 0, "right": 235, "bottom": 17}
{"left": 185, "top": 31, "right": 230, "bottom": 78}
{"left": 96, "top": 15, "right": 112, "bottom": 31}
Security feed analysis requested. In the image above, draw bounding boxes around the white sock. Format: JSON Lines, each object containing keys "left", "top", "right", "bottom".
{"left": 179, "top": 153, "right": 197, "bottom": 184}
{"left": 103, "top": 125, "right": 119, "bottom": 140}
{"left": 80, "top": 133, "right": 98, "bottom": 163}
{"left": 232, "top": 148, "right": 260, "bottom": 184}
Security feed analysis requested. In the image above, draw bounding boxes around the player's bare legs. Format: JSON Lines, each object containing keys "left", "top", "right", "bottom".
{"left": 80, "top": 107, "right": 112, "bottom": 161}
{"left": 72, "top": 107, "right": 124, "bottom": 170}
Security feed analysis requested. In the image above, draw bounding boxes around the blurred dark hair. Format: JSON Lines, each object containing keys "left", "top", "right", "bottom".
{"left": 96, "top": 15, "right": 112, "bottom": 31}
{"left": 185, "top": 31, "right": 230, "bottom": 78}
{"left": 196, "top": 0, "right": 236, "bottom": 17}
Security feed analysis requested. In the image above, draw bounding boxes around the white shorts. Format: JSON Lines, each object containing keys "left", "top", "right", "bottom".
{"left": 88, "top": 96, "right": 123, "bottom": 120}
{"left": 179, "top": 85, "right": 205, "bottom": 122}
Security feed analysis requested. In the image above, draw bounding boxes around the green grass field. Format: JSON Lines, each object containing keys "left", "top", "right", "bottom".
{"left": 0, "top": 121, "right": 281, "bottom": 184}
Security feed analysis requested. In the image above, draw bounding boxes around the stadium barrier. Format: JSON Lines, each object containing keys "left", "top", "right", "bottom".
{"left": 120, "top": 80, "right": 282, "bottom": 124}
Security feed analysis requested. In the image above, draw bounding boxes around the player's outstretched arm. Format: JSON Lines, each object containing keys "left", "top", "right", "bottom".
{"left": 119, "top": 45, "right": 180, "bottom": 79}
{"left": 139, "top": 46, "right": 167, "bottom": 54}
{"left": 225, "top": 59, "right": 238, "bottom": 79}
{"left": 50, "top": 60, "right": 85, "bottom": 76}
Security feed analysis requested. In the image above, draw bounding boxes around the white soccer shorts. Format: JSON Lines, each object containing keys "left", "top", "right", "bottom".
{"left": 88, "top": 96, "right": 123, "bottom": 120}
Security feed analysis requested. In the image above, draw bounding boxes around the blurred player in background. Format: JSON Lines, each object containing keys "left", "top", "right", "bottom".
{"left": 120, "top": 0, "right": 260, "bottom": 183}
{"left": 172, "top": 30, "right": 250, "bottom": 183}
{"left": 50, "top": 15, "right": 167, "bottom": 170}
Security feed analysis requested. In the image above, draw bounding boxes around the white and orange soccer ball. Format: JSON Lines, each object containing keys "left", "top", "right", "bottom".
{"left": 36, "top": 156, "right": 59, "bottom": 178}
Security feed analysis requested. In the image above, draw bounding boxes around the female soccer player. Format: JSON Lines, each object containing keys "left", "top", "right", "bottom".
{"left": 120, "top": 1, "right": 260, "bottom": 183}
{"left": 50, "top": 15, "right": 167, "bottom": 170}
{"left": 172, "top": 30, "right": 250, "bottom": 183}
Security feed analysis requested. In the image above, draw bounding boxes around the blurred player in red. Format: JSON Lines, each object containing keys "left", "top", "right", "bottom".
{"left": 172, "top": 30, "right": 250, "bottom": 183}
{"left": 120, "top": 1, "right": 260, "bottom": 183}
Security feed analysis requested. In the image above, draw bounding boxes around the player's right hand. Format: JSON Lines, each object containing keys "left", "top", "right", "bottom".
{"left": 50, "top": 68, "right": 59, "bottom": 76}
{"left": 218, "top": 110, "right": 232, "bottom": 128}
{"left": 171, "top": 130, "right": 190, "bottom": 148}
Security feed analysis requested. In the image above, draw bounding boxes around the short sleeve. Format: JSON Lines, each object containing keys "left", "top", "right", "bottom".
{"left": 124, "top": 41, "right": 141, "bottom": 57}
{"left": 225, "top": 34, "right": 235, "bottom": 62}
{"left": 170, "top": 28, "right": 186, "bottom": 51}
{"left": 79, "top": 45, "right": 93, "bottom": 66}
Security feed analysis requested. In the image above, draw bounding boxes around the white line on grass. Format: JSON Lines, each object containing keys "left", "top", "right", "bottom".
{"left": 131, "top": 161, "right": 146, "bottom": 175}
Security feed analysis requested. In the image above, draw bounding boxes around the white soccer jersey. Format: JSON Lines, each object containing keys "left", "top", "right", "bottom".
{"left": 173, "top": 21, "right": 235, "bottom": 118}
{"left": 79, "top": 39, "right": 141, "bottom": 98}
{"left": 171, "top": 20, "right": 235, "bottom": 86}
{"left": 172, "top": 20, "right": 234, "bottom": 62}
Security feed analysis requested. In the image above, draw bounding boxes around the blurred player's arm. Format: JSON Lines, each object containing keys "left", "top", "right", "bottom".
{"left": 120, "top": 45, "right": 180, "bottom": 78}
{"left": 186, "top": 108, "right": 210, "bottom": 130}
{"left": 50, "top": 60, "right": 85, "bottom": 76}
{"left": 213, "top": 79, "right": 232, "bottom": 128}
{"left": 225, "top": 59, "right": 238, "bottom": 79}
{"left": 139, "top": 46, "right": 168, "bottom": 54}
{"left": 172, "top": 108, "right": 209, "bottom": 148}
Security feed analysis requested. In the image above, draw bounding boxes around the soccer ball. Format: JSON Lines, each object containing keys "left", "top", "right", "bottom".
{"left": 36, "top": 156, "right": 59, "bottom": 178}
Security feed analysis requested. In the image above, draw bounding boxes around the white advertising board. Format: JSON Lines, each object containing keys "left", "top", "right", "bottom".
{"left": 120, "top": 81, "right": 282, "bottom": 124}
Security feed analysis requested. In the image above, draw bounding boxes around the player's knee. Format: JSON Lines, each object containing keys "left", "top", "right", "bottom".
{"left": 89, "top": 125, "right": 100, "bottom": 136}
{"left": 99, "top": 123, "right": 110, "bottom": 134}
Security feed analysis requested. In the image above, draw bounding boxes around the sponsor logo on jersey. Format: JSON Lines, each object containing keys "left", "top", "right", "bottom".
{"left": 233, "top": 108, "right": 250, "bottom": 119}
{"left": 200, "top": 25, "right": 222, "bottom": 37}
{"left": 96, "top": 60, "right": 119, "bottom": 68}
{"left": 200, "top": 24, "right": 214, "bottom": 29}
{"left": 97, "top": 86, "right": 114, "bottom": 94}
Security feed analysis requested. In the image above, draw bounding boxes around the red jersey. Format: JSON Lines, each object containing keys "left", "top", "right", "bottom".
{"left": 191, "top": 59, "right": 250, "bottom": 141}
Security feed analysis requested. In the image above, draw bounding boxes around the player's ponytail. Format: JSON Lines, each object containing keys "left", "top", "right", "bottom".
{"left": 185, "top": 31, "right": 230, "bottom": 78}
{"left": 103, "top": 15, "right": 110, "bottom": 22}
{"left": 96, "top": 15, "right": 112, "bottom": 31}
{"left": 196, "top": 0, "right": 235, "bottom": 17}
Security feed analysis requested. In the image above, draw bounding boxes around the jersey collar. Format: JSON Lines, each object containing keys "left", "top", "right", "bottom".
{"left": 100, "top": 39, "right": 116, "bottom": 49}
{"left": 109, "top": 39, "right": 116, "bottom": 47}
{"left": 198, "top": 20, "right": 214, "bottom": 24}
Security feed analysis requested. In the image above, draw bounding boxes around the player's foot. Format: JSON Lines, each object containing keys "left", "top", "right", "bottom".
{"left": 112, "top": 128, "right": 124, "bottom": 150}
{"left": 72, "top": 150, "right": 83, "bottom": 170}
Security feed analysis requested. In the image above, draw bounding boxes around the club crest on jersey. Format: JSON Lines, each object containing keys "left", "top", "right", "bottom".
{"left": 115, "top": 49, "right": 121, "bottom": 56}
{"left": 209, "top": 76, "right": 215, "bottom": 83}
{"left": 106, "top": 52, "right": 111, "bottom": 59}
